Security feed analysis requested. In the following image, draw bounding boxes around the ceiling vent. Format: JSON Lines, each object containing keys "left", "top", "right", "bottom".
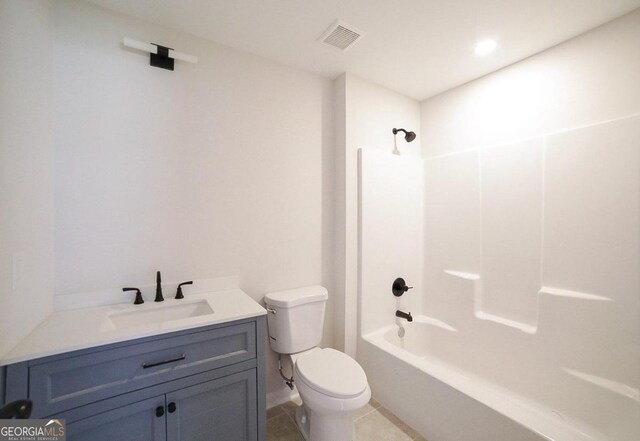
{"left": 318, "top": 20, "right": 365, "bottom": 51}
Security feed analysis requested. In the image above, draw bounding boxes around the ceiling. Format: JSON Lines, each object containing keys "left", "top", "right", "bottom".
{"left": 86, "top": 0, "right": 640, "bottom": 100}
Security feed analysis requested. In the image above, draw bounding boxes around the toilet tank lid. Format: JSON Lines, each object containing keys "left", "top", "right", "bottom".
{"left": 264, "top": 285, "right": 328, "bottom": 308}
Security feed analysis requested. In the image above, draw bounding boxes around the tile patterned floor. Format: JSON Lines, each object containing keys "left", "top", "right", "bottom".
{"left": 267, "top": 397, "right": 427, "bottom": 441}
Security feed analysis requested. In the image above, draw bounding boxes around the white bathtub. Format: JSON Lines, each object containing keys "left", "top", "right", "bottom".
{"left": 359, "top": 317, "right": 639, "bottom": 441}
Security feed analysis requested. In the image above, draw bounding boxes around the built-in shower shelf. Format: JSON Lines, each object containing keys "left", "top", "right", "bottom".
{"left": 443, "top": 270, "right": 480, "bottom": 281}
{"left": 563, "top": 368, "right": 639, "bottom": 402}
{"left": 538, "top": 287, "right": 612, "bottom": 302}
{"left": 440, "top": 273, "right": 610, "bottom": 334}
{"left": 474, "top": 311, "right": 537, "bottom": 334}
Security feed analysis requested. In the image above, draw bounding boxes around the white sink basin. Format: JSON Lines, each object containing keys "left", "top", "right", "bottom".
{"left": 106, "top": 299, "right": 214, "bottom": 330}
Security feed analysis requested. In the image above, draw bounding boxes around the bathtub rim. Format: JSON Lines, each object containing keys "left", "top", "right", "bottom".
{"left": 361, "top": 318, "right": 608, "bottom": 441}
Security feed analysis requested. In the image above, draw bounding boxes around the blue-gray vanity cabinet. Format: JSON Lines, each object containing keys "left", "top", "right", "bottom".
{"left": 66, "top": 369, "right": 257, "bottom": 441}
{"left": 166, "top": 369, "right": 257, "bottom": 441}
{"left": 2, "top": 315, "right": 267, "bottom": 441}
{"left": 29, "top": 321, "right": 257, "bottom": 417}
{"left": 66, "top": 395, "right": 167, "bottom": 441}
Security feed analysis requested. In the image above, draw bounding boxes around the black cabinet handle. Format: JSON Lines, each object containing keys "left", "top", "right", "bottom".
{"left": 142, "top": 354, "right": 186, "bottom": 369}
{"left": 168, "top": 402, "right": 177, "bottom": 413}
{"left": 156, "top": 406, "right": 165, "bottom": 417}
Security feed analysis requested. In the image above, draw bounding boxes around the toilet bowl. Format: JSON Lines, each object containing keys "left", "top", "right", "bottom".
{"left": 291, "top": 348, "right": 371, "bottom": 441}
{"left": 264, "top": 286, "right": 371, "bottom": 441}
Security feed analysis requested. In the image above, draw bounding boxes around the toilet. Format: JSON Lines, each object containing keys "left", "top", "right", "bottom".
{"left": 264, "top": 286, "right": 371, "bottom": 441}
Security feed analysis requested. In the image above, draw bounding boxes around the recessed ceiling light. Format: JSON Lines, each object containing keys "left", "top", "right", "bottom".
{"left": 474, "top": 39, "right": 497, "bottom": 56}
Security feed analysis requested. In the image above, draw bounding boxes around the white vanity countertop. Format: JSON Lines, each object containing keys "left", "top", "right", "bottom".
{"left": 0, "top": 288, "right": 266, "bottom": 366}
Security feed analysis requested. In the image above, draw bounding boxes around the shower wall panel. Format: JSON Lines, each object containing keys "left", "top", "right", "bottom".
{"left": 359, "top": 149, "right": 423, "bottom": 336}
{"left": 422, "top": 151, "right": 481, "bottom": 321}
{"left": 479, "top": 139, "right": 543, "bottom": 327}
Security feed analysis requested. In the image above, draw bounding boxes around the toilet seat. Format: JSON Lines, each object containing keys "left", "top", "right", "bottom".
{"left": 295, "top": 348, "right": 368, "bottom": 399}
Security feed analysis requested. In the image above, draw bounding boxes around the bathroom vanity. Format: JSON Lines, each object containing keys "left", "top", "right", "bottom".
{"left": 1, "top": 288, "right": 267, "bottom": 441}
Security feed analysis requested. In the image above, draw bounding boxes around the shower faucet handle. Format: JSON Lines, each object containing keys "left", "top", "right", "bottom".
{"left": 392, "top": 278, "right": 413, "bottom": 297}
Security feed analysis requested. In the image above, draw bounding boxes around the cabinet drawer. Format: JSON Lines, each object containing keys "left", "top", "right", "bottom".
{"left": 29, "top": 322, "right": 256, "bottom": 416}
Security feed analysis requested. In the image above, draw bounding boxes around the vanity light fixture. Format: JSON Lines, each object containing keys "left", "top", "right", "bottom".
{"left": 123, "top": 37, "right": 198, "bottom": 71}
{"left": 474, "top": 39, "right": 497, "bottom": 56}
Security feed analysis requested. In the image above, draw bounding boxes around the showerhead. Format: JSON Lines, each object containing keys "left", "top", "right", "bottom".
{"left": 405, "top": 131, "right": 416, "bottom": 142}
{"left": 392, "top": 128, "right": 416, "bottom": 143}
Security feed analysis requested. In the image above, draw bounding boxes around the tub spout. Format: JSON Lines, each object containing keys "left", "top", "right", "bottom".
{"left": 396, "top": 310, "right": 413, "bottom": 322}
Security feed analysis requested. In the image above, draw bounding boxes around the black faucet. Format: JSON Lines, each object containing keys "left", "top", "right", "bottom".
{"left": 155, "top": 271, "right": 164, "bottom": 302}
{"left": 175, "top": 281, "right": 193, "bottom": 299}
{"left": 396, "top": 310, "right": 413, "bottom": 322}
{"left": 123, "top": 287, "right": 144, "bottom": 305}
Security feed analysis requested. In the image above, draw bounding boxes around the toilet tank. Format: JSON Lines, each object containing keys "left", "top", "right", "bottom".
{"left": 263, "top": 286, "right": 328, "bottom": 354}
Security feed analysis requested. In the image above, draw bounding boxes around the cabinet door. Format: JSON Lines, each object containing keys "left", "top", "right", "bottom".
{"left": 166, "top": 369, "right": 257, "bottom": 441}
{"left": 67, "top": 396, "right": 166, "bottom": 441}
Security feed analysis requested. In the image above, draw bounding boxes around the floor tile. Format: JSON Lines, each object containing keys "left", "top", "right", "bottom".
{"left": 267, "top": 398, "right": 426, "bottom": 441}
{"left": 378, "top": 406, "right": 423, "bottom": 439}
{"left": 280, "top": 400, "right": 300, "bottom": 418}
{"left": 267, "top": 405, "right": 285, "bottom": 420}
{"left": 354, "top": 400, "right": 378, "bottom": 421}
{"left": 355, "top": 409, "right": 414, "bottom": 441}
{"left": 266, "top": 413, "right": 304, "bottom": 441}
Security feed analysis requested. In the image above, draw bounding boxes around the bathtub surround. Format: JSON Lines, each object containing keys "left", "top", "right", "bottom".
{"left": 358, "top": 9, "right": 640, "bottom": 441}
{"left": 360, "top": 116, "right": 640, "bottom": 440}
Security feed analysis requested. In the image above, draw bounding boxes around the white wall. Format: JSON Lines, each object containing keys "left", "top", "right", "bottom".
{"left": 0, "top": 1, "right": 55, "bottom": 357}
{"left": 50, "top": 0, "right": 334, "bottom": 395}
{"left": 421, "top": 8, "right": 640, "bottom": 158}
{"left": 334, "top": 73, "right": 420, "bottom": 355}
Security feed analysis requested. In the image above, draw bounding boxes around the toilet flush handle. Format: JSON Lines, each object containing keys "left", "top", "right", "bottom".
{"left": 266, "top": 307, "right": 277, "bottom": 314}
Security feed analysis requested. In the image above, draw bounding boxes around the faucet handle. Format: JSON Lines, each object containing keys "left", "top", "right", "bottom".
{"left": 392, "top": 278, "right": 413, "bottom": 297}
{"left": 123, "top": 287, "right": 144, "bottom": 305}
{"left": 175, "top": 281, "right": 193, "bottom": 299}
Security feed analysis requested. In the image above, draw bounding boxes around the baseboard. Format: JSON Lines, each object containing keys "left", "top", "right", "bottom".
{"left": 266, "top": 386, "right": 300, "bottom": 409}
